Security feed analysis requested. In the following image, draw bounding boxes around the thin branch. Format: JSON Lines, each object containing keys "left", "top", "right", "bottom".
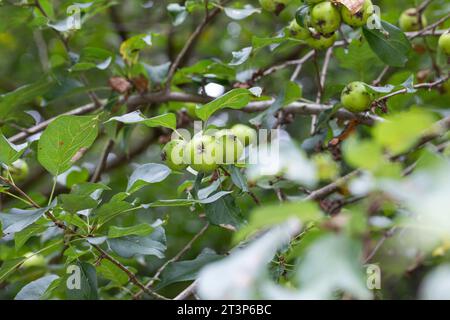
{"left": 90, "top": 139, "right": 116, "bottom": 183}
{"left": 165, "top": 6, "right": 222, "bottom": 90}
{"left": 134, "top": 223, "right": 210, "bottom": 299}
{"left": 174, "top": 280, "right": 198, "bottom": 300}
{"left": 408, "top": 13, "right": 450, "bottom": 39}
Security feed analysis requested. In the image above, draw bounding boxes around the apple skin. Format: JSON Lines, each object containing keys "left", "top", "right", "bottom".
{"left": 341, "top": 0, "right": 374, "bottom": 28}
{"left": 310, "top": 1, "right": 341, "bottom": 35}
{"left": 22, "top": 252, "right": 46, "bottom": 268}
{"left": 162, "top": 139, "right": 187, "bottom": 171}
{"left": 399, "top": 8, "right": 427, "bottom": 32}
{"left": 9, "top": 159, "right": 29, "bottom": 182}
{"left": 288, "top": 20, "right": 310, "bottom": 40}
{"left": 259, "top": 0, "right": 290, "bottom": 12}
{"left": 438, "top": 33, "right": 450, "bottom": 56}
{"left": 306, "top": 32, "right": 337, "bottom": 50}
{"left": 231, "top": 124, "right": 257, "bottom": 147}
{"left": 214, "top": 130, "right": 244, "bottom": 164}
{"left": 183, "top": 135, "right": 218, "bottom": 173}
{"left": 341, "top": 81, "right": 373, "bottom": 113}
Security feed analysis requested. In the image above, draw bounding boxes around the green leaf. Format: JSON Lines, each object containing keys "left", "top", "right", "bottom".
{"left": 94, "top": 200, "right": 134, "bottom": 227}
{"left": 127, "top": 163, "right": 172, "bottom": 193}
{"left": 120, "top": 34, "right": 153, "bottom": 65}
{"left": 108, "top": 226, "right": 166, "bottom": 259}
{"left": 71, "top": 47, "right": 113, "bottom": 72}
{"left": 15, "top": 275, "right": 59, "bottom": 300}
{"left": 228, "top": 166, "right": 248, "bottom": 192}
{"left": 0, "top": 78, "right": 53, "bottom": 120}
{"left": 156, "top": 248, "right": 222, "bottom": 289}
{"left": 15, "top": 224, "right": 48, "bottom": 251}
{"left": 107, "top": 223, "right": 154, "bottom": 239}
{"left": 144, "top": 191, "right": 233, "bottom": 207}
{"left": 372, "top": 109, "right": 436, "bottom": 155}
{"left": 59, "top": 194, "right": 99, "bottom": 213}
{"left": 66, "top": 262, "right": 99, "bottom": 300}
{"left": 224, "top": 6, "right": 260, "bottom": 20}
{"left": 107, "top": 111, "right": 177, "bottom": 130}
{"left": 96, "top": 260, "right": 129, "bottom": 285}
{"left": 0, "top": 207, "right": 48, "bottom": 235}
{"left": 235, "top": 201, "right": 323, "bottom": 242}
{"left": 37, "top": 115, "right": 99, "bottom": 175}
{"left": 195, "top": 89, "right": 251, "bottom": 121}
{"left": 229, "top": 47, "right": 252, "bottom": 66}
{"left": 167, "top": 3, "right": 188, "bottom": 26}
{"left": 362, "top": 21, "right": 411, "bottom": 67}
{"left": 204, "top": 194, "right": 243, "bottom": 228}
{"left": 0, "top": 133, "right": 27, "bottom": 166}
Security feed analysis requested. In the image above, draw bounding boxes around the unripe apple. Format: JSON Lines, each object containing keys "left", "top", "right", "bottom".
{"left": 306, "top": 32, "right": 337, "bottom": 50}
{"left": 9, "top": 159, "right": 29, "bottom": 182}
{"left": 214, "top": 130, "right": 244, "bottom": 164}
{"left": 399, "top": 8, "right": 427, "bottom": 32}
{"left": 22, "top": 252, "right": 46, "bottom": 268}
{"left": 310, "top": 1, "right": 341, "bottom": 35}
{"left": 341, "top": 81, "right": 373, "bottom": 113}
{"left": 183, "top": 135, "right": 218, "bottom": 173}
{"left": 161, "top": 139, "right": 187, "bottom": 171}
{"left": 259, "top": 0, "right": 290, "bottom": 13}
{"left": 231, "top": 124, "right": 257, "bottom": 147}
{"left": 305, "top": 0, "right": 323, "bottom": 4}
{"left": 288, "top": 20, "right": 310, "bottom": 40}
{"left": 438, "top": 32, "right": 450, "bottom": 55}
{"left": 341, "top": 0, "right": 374, "bottom": 28}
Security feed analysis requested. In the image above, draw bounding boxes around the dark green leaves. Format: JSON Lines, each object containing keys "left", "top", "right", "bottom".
{"left": 0, "top": 133, "right": 27, "bottom": 166}
{"left": 37, "top": 115, "right": 99, "bottom": 175}
{"left": 363, "top": 21, "right": 411, "bottom": 67}
{"left": 15, "top": 275, "right": 59, "bottom": 300}
{"left": 127, "top": 163, "right": 172, "bottom": 193}
{"left": 204, "top": 194, "right": 243, "bottom": 228}
{"left": 195, "top": 89, "right": 251, "bottom": 121}
{"left": 107, "top": 111, "right": 177, "bottom": 130}
{"left": 66, "top": 262, "right": 99, "bottom": 300}
{"left": 0, "top": 207, "right": 48, "bottom": 235}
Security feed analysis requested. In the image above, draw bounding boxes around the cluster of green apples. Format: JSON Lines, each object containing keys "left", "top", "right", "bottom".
{"left": 288, "top": 0, "right": 375, "bottom": 50}
{"left": 161, "top": 124, "right": 257, "bottom": 173}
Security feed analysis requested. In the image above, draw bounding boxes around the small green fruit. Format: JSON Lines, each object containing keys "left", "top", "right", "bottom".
{"left": 288, "top": 20, "right": 310, "bottom": 40}
{"left": 183, "top": 135, "right": 218, "bottom": 173}
{"left": 9, "top": 159, "right": 29, "bottom": 182}
{"left": 231, "top": 124, "right": 257, "bottom": 147}
{"left": 214, "top": 130, "right": 244, "bottom": 164}
{"left": 306, "top": 32, "right": 337, "bottom": 50}
{"left": 438, "top": 32, "right": 450, "bottom": 55}
{"left": 22, "top": 252, "right": 46, "bottom": 268}
{"left": 310, "top": 1, "right": 341, "bottom": 34}
{"left": 399, "top": 8, "right": 427, "bottom": 32}
{"left": 162, "top": 139, "right": 187, "bottom": 171}
{"left": 259, "top": 0, "right": 289, "bottom": 12}
{"left": 341, "top": 0, "right": 374, "bottom": 28}
{"left": 341, "top": 81, "right": 372, "bottom": 113}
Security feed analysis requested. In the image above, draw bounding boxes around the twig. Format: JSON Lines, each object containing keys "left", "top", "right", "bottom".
{"left": 165, "top": 6, "right": 222, "bottom": 89}
{"left": 134, "top": 223, "right": 210, "bottom": 299}
{"left": 174, "top": 280, "right": 198, "bottom": 300}
{"left": 90, "top": 139, "right": 116, "bottom": 183}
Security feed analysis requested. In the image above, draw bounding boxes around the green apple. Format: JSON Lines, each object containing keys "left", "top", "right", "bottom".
{"left": 341, "top": 81, "right": 373, "bottom": 113}
{"left": 288, "top": 20, "right": 310, "bottom": 40}
{"left": 438, "top": 32, "right": 450, "bottom": 55}
{"left": 183, "top": 134, "right": 218, "bottom": 173}
{"left": 162, "top": 139, "right": 187, "bottom": 171}
{"left": 310, "top": 1, "right": 341, "bottom": 35}
{"left": 259, "top": 0, "right": 290, "bottom": 12}
{"left": 22, "top": 252, "right": 46, "bottom": 268}
{"left": 306, "top": 32, "right": 337, "bottom": 50}
{"left": 399, "top": 8, "right": 427, "bottom": 32}
{"left": 214, "top": 130, "right": 244, "bottom": 164}
{"left": 305, "top": 0, "right": 324, "bottom": 4}
{"left": 341, "top": 0, "right": 374, "bottom": 28}
{"left": 231, "top": 124, "right": 257, "bottom": 147}
{"left": 9, "top": 159, "right": 29, "bottom": 182}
